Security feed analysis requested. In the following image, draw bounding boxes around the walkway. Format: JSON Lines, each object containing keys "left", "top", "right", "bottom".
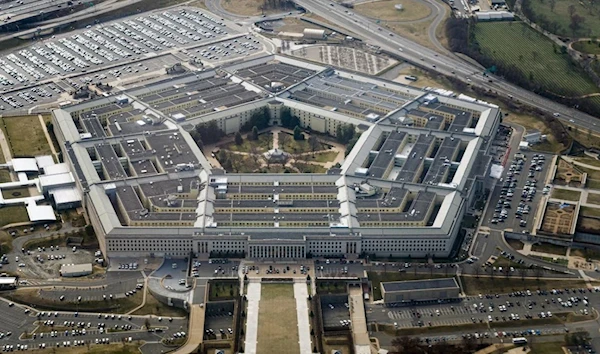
{"left": 244, "top": 281, "right": 262, "bottom": 354}
{"left": 170, "top": 304, "right": 204, "bottom": 354}
{"left": 348, "top": 287, "right": 371, "bottom": 354}
{"left": 293, "top": 280, "right": 312, "bottom": 354}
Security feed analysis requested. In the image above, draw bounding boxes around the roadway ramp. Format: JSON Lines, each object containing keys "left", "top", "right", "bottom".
{"left": 171, "top": 304, "right": 204, "bottom": 354}
{"left": 348, "top": 287, "right": 372, "bottom": 354}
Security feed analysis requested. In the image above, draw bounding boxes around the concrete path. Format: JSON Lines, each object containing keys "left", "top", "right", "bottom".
{"left": 293, "top": 280, "right": 312, "bottom": 354}
{"left": 244, "top": 281, "right": 261, "bottom": 354}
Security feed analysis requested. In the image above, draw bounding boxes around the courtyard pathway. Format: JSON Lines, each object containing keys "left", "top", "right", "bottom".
{"left": 293, "top": 280, "right": 312, "bottom": 354}
{"left": 244, "top": 280, "right": 262, "bottom": 354}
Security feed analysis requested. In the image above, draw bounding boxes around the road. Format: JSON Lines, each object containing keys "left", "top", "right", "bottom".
{"left": 293, "top": 0, "right": 600, "bottom": 134}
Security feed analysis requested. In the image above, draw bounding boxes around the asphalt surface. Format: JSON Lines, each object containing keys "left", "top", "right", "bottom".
{"left": 0, "top": 298, "right": 187, "bottom": 352}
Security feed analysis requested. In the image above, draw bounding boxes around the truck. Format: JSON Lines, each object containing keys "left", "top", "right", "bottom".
{"left": 512, "top": 337, "right": 528, "bottom": 345}
{"left": 364, "top": 293, "right": 370, "bottom": 301}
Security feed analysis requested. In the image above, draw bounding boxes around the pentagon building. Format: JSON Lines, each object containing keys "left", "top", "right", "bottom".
{"left": 51, "top": 55, "right": 501, "bottom": 260}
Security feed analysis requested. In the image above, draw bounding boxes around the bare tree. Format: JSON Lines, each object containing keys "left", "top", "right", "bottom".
{"left": 308, "top": 135, "right": 320, "bottom": 156}
{"left": 518, "top": 267, "right": 527, "bottom": 281}
{"left": 278, "top": 131, "right": 290, "bottom": 151}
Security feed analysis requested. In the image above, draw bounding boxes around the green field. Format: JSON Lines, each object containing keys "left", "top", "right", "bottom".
{"left": 0, "top": 205, "right": 29, "bottom": 228}
{"left": 573, "top": 40, "right": 600, "bottom": 55}
{"left": 0, "top": 115, "right": 52, "bottom": 157}
{"left": 527, "top": 0, "right": 600, "bottom": 38}
{"left": 474, "top": 22, "right": 598, "bottom": 98}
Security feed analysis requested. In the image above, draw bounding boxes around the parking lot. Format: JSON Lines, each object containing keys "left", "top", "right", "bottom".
{"left": 38, "top": 272, "right": 142, "bottom": 302}
{"left": 321, "top": 294, "right": 351, "bottom": 329}
{"left": 181, "top": 35, "right": 262, "bottom": 64}
{"left": 482, "top": 125, "right": 553, "bottom": 233}
{"left": 368, "top": 287, "right": 600, "bottom": 328}
{"left": 7, "top": 245, "right": 96, "bottom": 280}
{"left": 203, "top": 301, "right": 234, "bottom": 341}
{"left": 0, "top": 7, "right": 238, "bottom": 110}
{"left": 0, "top": 299, "right": 187, "bottom": 352}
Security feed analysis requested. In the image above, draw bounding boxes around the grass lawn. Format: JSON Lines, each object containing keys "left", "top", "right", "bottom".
{"left": 574, "top": 157, "right": 600, "bottom": 168}
{"left": 34, "top": 344, "right": 141, "bottom": 354}
{"left": 354, "top": 0, "right": 432, "bottom": 22}
{"left": 292, "top": 162, "right": 327, "bottom": 173}
{"left": 0, "top": 230, "right": 12, "bottom": 254}
{"left": 474, "top": 22, "right": 599, "bottom": 98}
{"left": 9, "top": 288, "right": 143, "bottom": 313}
{"left": 278, "top": 132, "right": 319, "bottom": 154}
{"left": 0, "top": 205, "right": 29, "bottom": 228}
{"left": 131, "top": 290, "right": 188, "bottom": 318}
{"left": 528, "top": 341, "right": 566, "bottom": 354}
{"left": 0, "top": 170, "right": 10, "bottom": 183}
{"left": 571, "top": 248, "right": 600, "bottom": 261}
{"left": 368, "top": 272, "right": 449, "bottom": 300}
{"left": 208, "top": 280, "right": 240, "bottom": 301}
{"left": 224, "top": 133, "right": 272, "bottom": 153}
{"left": 385, "top": 20, "right": 437, "bottom": 51}
{"left": 395, "top": 66, "right": 456, "bottom": 91}
{"left": 580, "top": 206, "right": 600, "bottom": 218}
{"left": 1, "top": 186, "right": 32, "bottom": 200}
{"left": 221, "top": 0, "right": 291, "bottom": 16}
{"left": 303, "top": 151, "right": 338, "bottom": 164}
{"left": 503, "top": 112, "right": 566, "bottom": 153}
{"left": 256, "top": 284, "right": 299, "bottom": 354}
{"left": 527, "top": 0, "right": 600, "bottom": 38}
{"left": 0, "top": 115, "right": 52, "bottom": 157}
{"left": 587, "top": 193, "right": 600, "bottom": 205}
{"left": 531, "top": 242, "right": 568, "bottom": 256}
{"left": 550, "top": 188, "right": 581, "bottom": 201}
{"left": 573, "top": 41, "right": 600, "bottom": 55}
{"left": 506, "top": 238, "right": 524, "bottom": 250}
{"left": 459, "top": 276, "right": 588, "bottom": 295}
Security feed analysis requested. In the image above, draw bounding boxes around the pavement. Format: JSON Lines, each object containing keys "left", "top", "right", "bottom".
{"left": 244, "top": 280, "right": 261, "bottom": 354}
{"left": 293, "top": 280, "right": 312, "bottom": 354}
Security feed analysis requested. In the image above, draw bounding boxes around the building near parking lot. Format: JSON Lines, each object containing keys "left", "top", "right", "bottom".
{"left": 380, "top": 278, "right": 460, "bottom": 304}
{"left": 50, "top": 55, "right": 501, "bottom": 261}
{"left": 0, "top": 277, "right": 18, "bottom": 289}
{"left": 59, "top": 263, "right": 93, "bottom": 277}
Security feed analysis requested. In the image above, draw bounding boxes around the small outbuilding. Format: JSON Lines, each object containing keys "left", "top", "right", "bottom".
{"left": 0, "top": 277, "right": 17, "bottom": 289}
{"left": 380, "top": 278, "right": 460, "bottom": 304}
{"left": 303, "top": 28, "right": 326, "bottom": 40}
{"left": 60, "top": 263, "right": 93, "bottom": 277}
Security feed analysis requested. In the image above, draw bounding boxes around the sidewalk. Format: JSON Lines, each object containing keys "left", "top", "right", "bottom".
{"left": 244, "top": 281, "right": 262, "bottom": 354}
{"left": 293, "top": 280, "right": 312, "bottom": 354}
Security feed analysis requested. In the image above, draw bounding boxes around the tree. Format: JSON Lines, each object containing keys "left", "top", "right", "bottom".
{"left": 144, "top": 318, "right": 151, "bottom": 330}
{"left": 549, "top": 0, "right": 556, "bottom": 11}
{"left": 569, "top": 14, "right": 586, "bottom": 35}
{"left": 280, "top": 107, "right": 300, "bottom": 128}
{"left": 568, "top": 4, "right": 576, "bottom": 18}
{"left": 234, "top": 132, "right": 243, "bottom": 145}
{"left": 293, "top": 125, "right": 304, "bottom": 140}
{"left": 279, "top": 131, "right": 290, "bottom": 150}
{"left": 251, "top": 126, "right": 259, "bottom": 141}
{"left": 308, "top": 135, "right": 320, "bottom": 155}
{"left": 392, "top": 336, "right": 422, "bottom": 354}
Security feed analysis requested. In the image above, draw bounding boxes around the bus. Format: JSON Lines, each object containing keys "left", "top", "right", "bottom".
{"left": 405, "top": 75, "right": 418, "bottom": 82}
{"left": 512, "top": 337, "right": 528, "bottom": 345}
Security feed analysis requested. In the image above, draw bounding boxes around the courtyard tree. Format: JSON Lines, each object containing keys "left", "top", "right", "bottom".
{"left": 279, "top": 131, "right": 290, "bottom": 150}
{"left": 251, "top": 126, "right": 259, "bottom": 141}
{"left": 293, "top": 125, "right": 304, "bottom": 140}
{"left": 308, "top": 135, "right": 320, "bottom": 156}
{"left": 280, "top": 107, "right": 300, "bottom": 128}
{"left": 234, "top": 132, "right": 243, "bottom": 145}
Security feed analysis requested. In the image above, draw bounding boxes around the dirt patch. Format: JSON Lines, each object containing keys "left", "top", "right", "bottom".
{"left": 355, "top": 0, "right": 432, "bottom": 22}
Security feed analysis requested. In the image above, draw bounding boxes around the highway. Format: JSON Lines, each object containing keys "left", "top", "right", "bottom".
{"left": 293, "top": 0, "right": 600, "bottom": 131}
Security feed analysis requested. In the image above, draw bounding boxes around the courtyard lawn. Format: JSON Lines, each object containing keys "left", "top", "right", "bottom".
{"left": 0, "top": 115, "right": 52, "bottom": 157}
{"left": 256, "top": 284, "right": 299, "bottom": 354}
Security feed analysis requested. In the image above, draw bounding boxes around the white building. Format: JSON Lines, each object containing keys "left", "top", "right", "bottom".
{"left": 51, "top": 55, "right": 501, "bottom": 261}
